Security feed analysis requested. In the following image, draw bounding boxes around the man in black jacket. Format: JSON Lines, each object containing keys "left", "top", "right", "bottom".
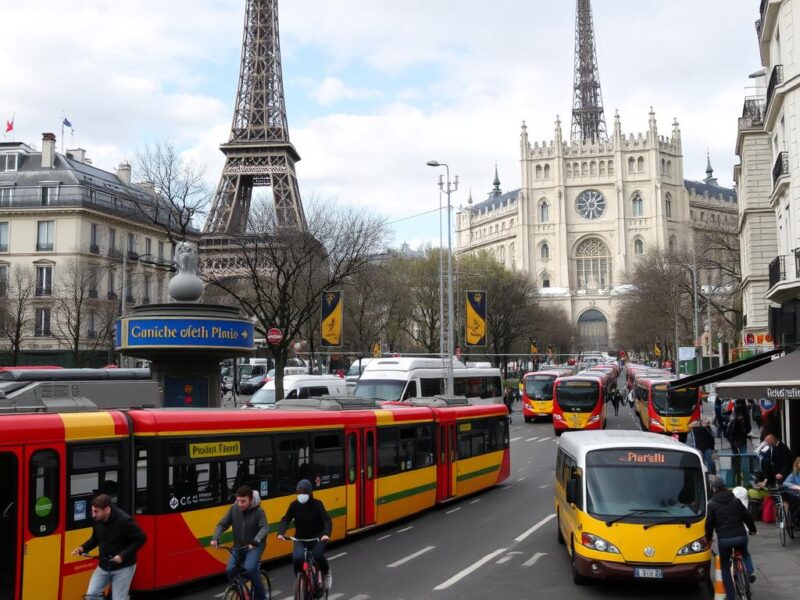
{"left": 691, "top": 419, "right": 717, "bottom": 475}
{"left": 277, "top": 479, "right": 333, "bottom": 590}
{"left": 762, "top": 433, "right": 794, "bottom": 485}
{"left": 705, "top": 478, "right": 757, "bottom": 600}
{"left": 211, "top": 485, "right": 269, "bottom": 600}
{"left": 71, "top": 494, "right": 147, "bottom": 600}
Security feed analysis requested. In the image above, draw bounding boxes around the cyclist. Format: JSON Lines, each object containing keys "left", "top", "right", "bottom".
{"left": 705, "top": 477, "right": 757, "bottom": 600}
{"left": 276, "top": 479, "right": 333, "bottom": 591}
{"left": 70, "top": 493, "right": 147, "bottom": 600}
{"left": 210, "top": 485, "right": 269, "bottom": 600}
{"left": 783, "top": 456, "right": 800, "bottom": 525}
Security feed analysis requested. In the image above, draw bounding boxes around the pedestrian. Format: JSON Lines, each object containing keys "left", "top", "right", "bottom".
{"left": 71, "top": 494, "right": 147, "bottom": 600}
{"left": 610, "top": 390, "right": 620, "bottom": 416}
{"left": 759, "top": 433, "right": 794, "bottom": 486}
{"left": 691, "top": 419, "right": 717, "bottom": 475}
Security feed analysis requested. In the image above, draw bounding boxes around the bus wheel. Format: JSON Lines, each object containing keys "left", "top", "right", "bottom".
{"left": 556, "top": 512, "right": 565, "bottom": 545}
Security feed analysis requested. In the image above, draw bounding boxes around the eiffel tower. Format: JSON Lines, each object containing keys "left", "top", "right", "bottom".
{"left": 570, "top": 0, "right": 608, "bottom": 143}
{"left": 203, "top": 0, "right": 305, "bottom": 237}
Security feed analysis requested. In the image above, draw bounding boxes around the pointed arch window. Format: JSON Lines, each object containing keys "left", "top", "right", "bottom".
{"left": 665, "top": 192, "right": 673, "bottom": 218}
{"left": 628, "top": 157, "right": 636, "bottom": 173}
{"left": 575, "top": 238, "right": 611, "bottom": 290}
{"left": 539, "top": 200, "right": 549, "bottom": 223}
{"left": 544, "top": 164, "right": 550, "bottom": 178}
{"left": 541, "top": 272, "right": 551, "bottom": 288}
{"left": 632, "top": 193, "right": 644, "bottom": 217}
{"left": 634, "top": 239, "right": 644, "bottom": 256}
{"left": 535, "top": 165, "right": 543, "bottom": 179}
{"left": 637, "top": 156, "right": 645, "bottom": 172}
{"left": 540, "top": 242, "right": 550, "bottom": 261}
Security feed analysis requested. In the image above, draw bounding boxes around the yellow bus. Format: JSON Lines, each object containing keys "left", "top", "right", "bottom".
{"left": 555, "top": 430, "right": 711, "bottom": 586}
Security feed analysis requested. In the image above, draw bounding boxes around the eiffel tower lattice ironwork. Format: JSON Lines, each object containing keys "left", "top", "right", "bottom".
{"left": 570, "top": 0, "right": 608, "bottom": 144}
{"left": 204, "top": 0, "right": 306, "bottom": 236}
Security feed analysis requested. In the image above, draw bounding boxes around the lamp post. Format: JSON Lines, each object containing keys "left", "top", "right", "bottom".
{"left": 686, "top": 262, "right": 701, "bottom": 374}
{"left": 427, "top": 160, "right": 458, "bottom": 395}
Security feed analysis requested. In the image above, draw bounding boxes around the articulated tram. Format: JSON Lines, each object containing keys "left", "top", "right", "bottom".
{"left": 0, "top": 398, "right": 509, "bottom": 599}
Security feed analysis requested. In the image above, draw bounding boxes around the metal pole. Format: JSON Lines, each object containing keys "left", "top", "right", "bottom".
{"left": 121, "top": 248, "right": 127, "bottom": 316}
{"left": 445, "top": 164, "right": 455, "bottom": 397}
{"left": 692, "top": 265, "right": 700, "bottom": 374}
{"left": 438, "top": 188, "right": 445, "bottom": 359}
{"left": 706, "top": 272, "right": 713, "bottom": 364}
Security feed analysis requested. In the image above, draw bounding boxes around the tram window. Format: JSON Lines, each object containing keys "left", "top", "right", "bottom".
{"left": 276, "top": 435, "right": 311, "bottom": 495}
{"left": 457, "top": 426, "right": 472, "bottom": 459}
{"left": 68, "top": 443, "right": 123, "bottom": 528}
{"left": 378, "top": 428, "right": 399, "bottom": 476}
{"left": 312, "top": 433, "right": 343, "bottom": 489}
{"left": 168, "top": 461, "right": 220, "bottom": 510}
{"left": 420, "top": 378, "right": 443, "bottom": 397}
{"left": 415, "top": 425, "right": 434, "bottom": 467}
{"left": 28, "top": 450, "right": 59, "bottom": 537}
{"left": 135, "top": 445, "right": 148, "bottom": 514}
{"left": 398, "top": 427, "right": 417, "bottom": 471}
{"left": 72, "top": 445, "right": 119, "bottom": 470}
{"left": 347, "top": 434, "right": 357, "bottom": 484}
{"left": 366, "top": 431, "right": 375, "bottom": 479}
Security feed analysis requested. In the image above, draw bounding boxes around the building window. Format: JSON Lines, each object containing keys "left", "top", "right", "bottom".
{"left": 666, "top": 160, "right": 672, "bottom": 176}
{"left": 599, "top": 161, "right": 606, "bottom": 175}
{"left": 608, "top": 160, "right": 614, "bottom": 175}
{"left": 590, "top": 161, "right": 597, "bottom": 176}
{"left": 628, "top": 157, "right": 636, "bottom": 173}
{"left": 157, "top": 277, "right": 164, "bottom": 302}
{"left": 0, "top": 222, "right": 8, "bottom": 252}
{"left": 36, "top": 221, "right": 54, "bottom": 252}
{"left": 0, "top": 154, "right": 18, "bottom": 172}
{"left": 145, "top": 238, "right": 152, "bottom": 256}
{"left": 158, "top": 241, "right": 165, "bottom": 260}
{"left": 542, "top": 277, "right": 551, "bottom": 288}
{"left": 637, "top": 156, "right": 645, "bottom": 172}
{"left": 108, "top": 228, "right": 117, "bottom": 257}
{"left": 0, "top": 187, "right": 12, "bottom": 206}
{"left": 631, "top": 193, "right": 643, "bottom": 217}
{"left": 34, "top": 308, "right": 51, "bottom": 337}
{"left": 539, "top": 200, "right": 549, "bottom": 223}
{"left": 575, "top": 238, "right": 611, "bottom": 290}
{"left": 143, "top": 275, "right": 152, "bottom": 303}
{"left": 535, "top": 165, "right": 542, "bottom": 179}
{"left": 35, "top": 265, "right": 53, "bottom": 296}
{"left": 41, "top": 187, "right": 55, "bottom": 206}
{"left": 634, "top": 239, "right": 644, "bottom": 256}
{"left": 88, "top": 311, "right": 97, "bottom": 338}
{"left": 127, "top": 233, "right": 137, "bottom": 259}
{"left": 107, "top": 270, "right": 117, "bottom": 300}
{"left": 544, "top": 164, "right": 550, "bottom": 178}
{"left": 540, "top": 242, "right": 550, "bottom": 261}
{"left": 665, "top": 193, "right": 672, "bottom": 218}
{"left": 90, "top": 223, "right": 99, "bottom": 254}
{"left": 0, "top": 265, "right": 7, "bottom": 297}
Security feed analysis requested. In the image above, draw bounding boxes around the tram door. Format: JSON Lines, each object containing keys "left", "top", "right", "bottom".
{"left": 0, "top": 452, "right": 19, "bottom": 600}
{"left": 345, "top": 428, "right": 376, "bottom": 531}
{"left": 436, "top": 423, "right": 457, "bottom": 501}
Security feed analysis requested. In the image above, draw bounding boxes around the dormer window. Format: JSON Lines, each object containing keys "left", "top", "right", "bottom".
{"left": 0, "top": 154, "right": 18, "bottom": 172}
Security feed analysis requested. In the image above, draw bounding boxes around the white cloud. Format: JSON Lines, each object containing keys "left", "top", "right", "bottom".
{"left": 309, "top": 77, "right": 381, "bottom": 106}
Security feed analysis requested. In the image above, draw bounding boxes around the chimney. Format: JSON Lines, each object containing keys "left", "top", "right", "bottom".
{"left": 66, "top": 148, "right": 87, "bottom": 164}
{"left": 41, "top": 133, "right": 56, "bottom": 168}
{"left": 116, "top": 162, "right": 132, "bottom": 185}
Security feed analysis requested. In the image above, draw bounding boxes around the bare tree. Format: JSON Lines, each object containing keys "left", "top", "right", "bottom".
{"left": 393, "top": 248, "right": 444, "bottom": 354}
{"left": 205, "top": 199, "right": 388, "bottom": 400}
{"left": 0, "top": 266, "right": 36, "bottom": 365}
{"left": 131, "top": 141, "right": 210, "bottom": 247}
{"left": 343, "top": 260, "right": 403, "bottom": 355}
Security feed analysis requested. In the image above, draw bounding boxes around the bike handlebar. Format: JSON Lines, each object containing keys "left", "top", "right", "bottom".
{"left": 284, "top": 536, "right": 320, "bottom": 543}
{"left": 212, "top": 545, "right": 254, "bottom": 552}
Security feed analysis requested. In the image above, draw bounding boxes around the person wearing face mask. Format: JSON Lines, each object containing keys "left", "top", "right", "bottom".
{"left": 277, "top": 479, "right": 333, "bottom": 590}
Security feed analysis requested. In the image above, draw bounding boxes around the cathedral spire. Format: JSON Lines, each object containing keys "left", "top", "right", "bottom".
{"left": 570, "top": 0, "right": 608, "bottom": 143}
{"left": 492, "top": 164, "right": 502, "bottom": 197}
{"left": 704, "top": 151, "right": 718, "bottom": 186}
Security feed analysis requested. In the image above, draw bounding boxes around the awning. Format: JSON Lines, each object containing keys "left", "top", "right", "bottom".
{"left": 716, "top": 350, "right": 800, "bottom": 400}
{"left": 667, "top": 349, "right": 782, "bottom": 391}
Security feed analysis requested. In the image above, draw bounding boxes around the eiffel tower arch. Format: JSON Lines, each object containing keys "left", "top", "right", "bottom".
{"left": 203, "top": 0, "right": 306, "bottom": 237}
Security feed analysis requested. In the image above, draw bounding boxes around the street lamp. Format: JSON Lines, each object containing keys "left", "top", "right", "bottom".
{"left": 685, "top": 262, "right": 701, "bottom": 375}
{"left": 426, "top": 160, "right": 458, "bottom": 395}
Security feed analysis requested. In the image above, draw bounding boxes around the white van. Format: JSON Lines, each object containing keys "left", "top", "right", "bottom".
{"left": 353, "top": 356, "right": 503, "bottom": 402}
{"left": 244, "top": 374, "right": 348, "bottom": 408}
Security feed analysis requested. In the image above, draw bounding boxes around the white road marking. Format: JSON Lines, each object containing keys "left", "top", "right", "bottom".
{"left": 433, "top": 547, "right": 507, "bottom": 590}
{"left": 495, "top": 551, "right": 523, "bottom": 564}
{"left": 510, "top": 437, "right": 522, "bottom": 442}
{"left": 523, "top": 552, "right": 548, "bottom": 567}
{"left": 446, "top": 507, "right": 461, "bottom": 514}
{"left": 514, "top": 513, "right": 557, "bottom": 542}
{"left": 539, "top": 484, "right": 550, "bottom": 489}
{"left": 397, "top": 526, "right": 414, "bottom": 533}
{"left": 517, "top": 477, "right": 526, "bottom": 482}
{"left": 501, "top": 484, "right": 513, "bottom": 490}
{"left": 388, "top": 545, "right": 436, "bottom": 568}
{"left": 377, "top": 534, "right": 392, "bottom": 541}
{"left": 525, "top": 437, "right": 539, "bottom": 442}
{"left": 469, "top": 498, "right": 481, "bottom": 504}
{"left": 350, "top": 596, "right": 370, "bottom": 600}
{"left": 329, "top": 551, "right": 347, "bottom": 560}
{"left": 535, "top": 438, "right": 550, "bottom": 443}
{"left": 326, "top": 594, "right": 344, "bottom": 600}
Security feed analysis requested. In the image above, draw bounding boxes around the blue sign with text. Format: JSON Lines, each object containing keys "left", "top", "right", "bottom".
{"left": 116, "top": 317, "right": 254, "bottom": 351}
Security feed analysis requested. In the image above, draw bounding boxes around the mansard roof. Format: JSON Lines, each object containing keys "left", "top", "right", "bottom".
{"left": 683, "top": 179, "right": 737, "bottom": 203}
{"left": 469, "top": 188, "right": 522, "bottom": 212}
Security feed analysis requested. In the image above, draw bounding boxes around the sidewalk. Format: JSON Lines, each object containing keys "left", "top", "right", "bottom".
{"left": 701, "top": 400, "right": 800, "bottom": 599}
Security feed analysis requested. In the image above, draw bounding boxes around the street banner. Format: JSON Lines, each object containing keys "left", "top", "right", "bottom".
{"left": 321, "top": 291, "right": 343, "bottom": 347}
{"left": 465, "top": 291, "right": 487, "bottom": 347}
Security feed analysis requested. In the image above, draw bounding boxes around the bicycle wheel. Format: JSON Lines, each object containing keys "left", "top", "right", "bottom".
{"left": 735, "top": 561, "right": 751, "bottom": 600}
{"left": 222, "top": 584, "right": 244, "bottom": 600}
{"left": 244, "top": 572, "right": 272, "bottom": 600}
{"left": 777, "top": 503, "right": 787, "bottom": 547}
{"left": 294, "top": 573, "right": 309, "bottom": 600}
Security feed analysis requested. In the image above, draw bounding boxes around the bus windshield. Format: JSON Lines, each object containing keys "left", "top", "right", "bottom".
{"left": 652, "top": 386, "right": 698, "bottom": 416}
{"left": 585, "top": 449, "right": 705, "bottom": 521}
{"left": 525, "top": 376, "right": 555, "bottom": 400}
{"left": 556, "top": 382, "right": 599, "bottom": 411}
{"left": 354, "top": 379, "right": 407, "bottom": 401}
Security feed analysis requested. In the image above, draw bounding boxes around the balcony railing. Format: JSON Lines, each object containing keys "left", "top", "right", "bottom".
{"left": 88, "top": 289, "right": 98, "bottom": 299}
{"left": 773, "top": 151, "right": 789, "bottom": 187}
{"left": 125, "top": 294, "right": 135, "bottom": 304}
{"left": 767, "top": 64, "right": 784, "bottom": 111}
{"left": 107, "top": 291, "right": 118, "bottom": 300}
{"left": 740, "top": 96, "right": 766, "bottom": 129}
{"left": 89, "top": 243, "right": 100, "bottom": 255}
{"left": 35, "top": 286, "right": 52, "bottom": 297}
{"left": 127, "top": 250, "right": 139, "bottom": 260}
{"left": 769, "top": 255, "right": 786, "bottom": 289}
{"left": 141, "top": 297, "right": 151, "bottom": 305}
{"left": 108, "top": 247, "right": 121, "bottom": 259}
{"left": 36, "top": 242, "right": 54, "bottom": 252}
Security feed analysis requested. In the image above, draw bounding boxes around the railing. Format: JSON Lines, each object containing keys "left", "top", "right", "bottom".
{"left": 127, "top": 250, "right": 139, "bottom": 260}
{"left": 773, "top": 151, "right": 789, "bottom": 186}
{"left": 108, "top": 247, "right": 121, "bottom": 259}
{"left": 87, "top": 330, "right": 97, "bottom": 339}
{"left": 36, "top": 242, "right": 54, "bottom": 252}
{"left": 88, "top": 289, "right": 98, "bottom": 299}
{"left": 89, "top": 244, "right": 100, "bottom": 255}
{"left": 125, "top": 294, "right": 135, "bottom": 304}
{"left": 35, "top": 286, "right": 52, "bottom": 297}
{"left": 740, "top": 96, "right": 766, "bottom": 129}
{"left": 767, "top": 64, "right": 784, "bottom": 110}
{"left": 107, "top": 291, "right": 118, "bottom": 300}
{"left": 769, "top": 255, "right": 786, "bottom": 289}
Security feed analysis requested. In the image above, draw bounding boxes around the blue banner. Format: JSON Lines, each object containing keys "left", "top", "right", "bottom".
{"left": 116, "top": 317, "right": 254, "bottom": 351}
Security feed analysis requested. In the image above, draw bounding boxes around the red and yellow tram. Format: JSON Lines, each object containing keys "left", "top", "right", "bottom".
{"left": 0, "top": 400, "right": 509, "bottom": 599}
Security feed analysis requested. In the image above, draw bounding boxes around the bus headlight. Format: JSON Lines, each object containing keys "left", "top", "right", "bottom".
{"left": 677, "top": 537, "right": 709, "bottom": 556}
{"left": 649, "top": 417, "right": 665, "bottom": 429}
{"left": 581, "top": 533, "right": 620, "bottom": 554}
{"left": 588, "top": 414, "right": 600, "bottom": 423}
{"left": 687, "top": 419, "right": 700, "bottom": 428}
{"left": 553, "top": 414, "right": 564, "bottom": 421}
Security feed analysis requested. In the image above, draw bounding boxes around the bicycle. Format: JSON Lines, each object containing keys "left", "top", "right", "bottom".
{"left": 78, "top": 553, "right": 129, "bottom": 600}
{"left": 729, "top": 546, "right": 752, "bottom": 600}
{"left": 768, "top": 485, "right": 796, "bottom": 547}
{"left": 214, "top": 545, "right": 272, "bottom": 600}
{"left": 284, "top": 536, "right": 329, "bottom": 600}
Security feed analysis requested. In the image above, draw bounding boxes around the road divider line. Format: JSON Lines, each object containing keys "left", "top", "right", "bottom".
{"left": 515, "top": 513, "right": 556, "bottom": 542}
{"left": 446, "top": 507, "right": 461, "bottom": 514}
{"left": 535, "top": 438, "right": 550, "bottom": 443}
{"left": 523, "top": 552, "right": 548, "bottom": 567}
{"left": 326, "top": 594, "right": 344, "bottom": 600}
{"left": 517, "top": 477, "right": 526, "bottom": 482}
{"left": 329, "top": 552, "right": 347, "bottom": 561}
{"left": 539, "top": 484, "right": 550, "bottom": 489}
{"left": 388, "top": 545, "right": 436, "bottom": 568}
{"left": 377, "top": 534, "right": 392, "bottom": 541}
{"left": 525, "top": 437, "right": 539, "bottom": 442}
{"left": 510, "top": 436, "right": 521, "bottom": 442}
{"left": 469, "top": 498, "right": 481, "bottom": 504}
{"left": 434, "top": 547, "right": 507, "bottom": 590}
{"left": 397, "top": 526, "right": 414, "bottom": 533}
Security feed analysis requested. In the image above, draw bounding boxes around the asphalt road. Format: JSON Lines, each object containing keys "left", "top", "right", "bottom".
{"left": 164, "top": 400, "right": 713, "bottom": 600}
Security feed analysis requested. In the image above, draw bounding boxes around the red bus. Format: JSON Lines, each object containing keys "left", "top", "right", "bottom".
{"left": 552, "top": 376, "right": 607, "bottom": 436}
{"left": 634, "top": 378, "right": 702, "bottom": 440}
{"left": 521, "top": 370, "right": 561, "bottom": 423}
{"left": 0, "top": 399, "right": 509, "bottom": 599}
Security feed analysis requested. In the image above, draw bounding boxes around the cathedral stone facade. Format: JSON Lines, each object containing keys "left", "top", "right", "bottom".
{"left": 455, "top": 110, "right": 738, "bottom": 349}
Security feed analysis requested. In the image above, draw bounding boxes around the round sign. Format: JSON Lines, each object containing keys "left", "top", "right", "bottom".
{"left": 35, "top": 496, "right": 53, "bottom": 518}
{"left": 759, "top": 398, "right": 777, "bottom": 413}
{"left": 267, "top": 328, "right": 283, "bottom": 345}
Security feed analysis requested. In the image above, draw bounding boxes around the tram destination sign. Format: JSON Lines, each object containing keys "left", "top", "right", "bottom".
{"left": 116, "top": 317, "right": 255, "bottom": 351}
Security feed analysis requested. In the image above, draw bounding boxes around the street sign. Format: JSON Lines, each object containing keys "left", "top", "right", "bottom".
{"left": 267, "top": 328, "right": 283, "bottom": 345}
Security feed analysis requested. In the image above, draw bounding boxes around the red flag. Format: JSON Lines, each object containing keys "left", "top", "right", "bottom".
{"left": 4, "top": 119, "right": 12, "bottom": 133}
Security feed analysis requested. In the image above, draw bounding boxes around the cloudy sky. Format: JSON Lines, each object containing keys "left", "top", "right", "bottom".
{"left": 0, "top": 0, "right": 763, "bottom": 247}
